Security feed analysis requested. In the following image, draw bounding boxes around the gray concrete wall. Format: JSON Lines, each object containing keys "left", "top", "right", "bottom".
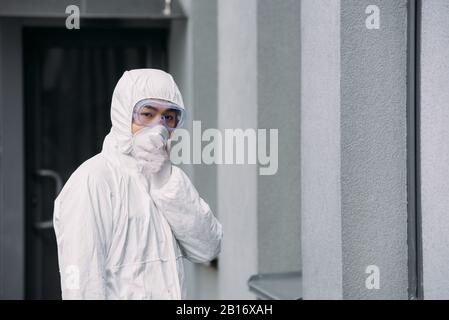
{"left": 301, "top": 0, "right": 409, "bottom": 299}
{"left": 420, "top": 0, "right": 449, "bottom": 300}
{"left": 217, "top": 0, "right": 258, "bottom": 299}
{"left": 257, "top": 0, "right": 301, "bottom": 274}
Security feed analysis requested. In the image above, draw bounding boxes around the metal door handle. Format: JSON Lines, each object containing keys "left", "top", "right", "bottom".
{"left": 37, "top": 169, "right": 63, "bottom": 195}
{"left": 34, "top": 169, "right": 63, "bottom": 231}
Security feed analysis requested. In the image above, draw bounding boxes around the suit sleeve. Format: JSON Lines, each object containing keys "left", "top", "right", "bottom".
{"left": 53, "top": 173, "right": 113, "bottom": 300}
{"left": 150, "top": 166, "right": 223, "bottom": 263}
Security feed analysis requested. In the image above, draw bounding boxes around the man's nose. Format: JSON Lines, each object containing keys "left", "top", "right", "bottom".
{"left": 156, "top": 114, "right": 167, "bottom": 124}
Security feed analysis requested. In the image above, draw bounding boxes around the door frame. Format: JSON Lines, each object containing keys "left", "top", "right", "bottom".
{"left": 0, "top": 19, "right": 25, "bottom": 300}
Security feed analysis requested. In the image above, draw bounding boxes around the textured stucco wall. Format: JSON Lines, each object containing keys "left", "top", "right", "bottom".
{"left": 341, "top": 0, "right": 408, "bottom": 299}
{"left": 257, "top": 0, "right": 301, "bottom": 274}
{"left": 420, "top": 0, "right": 449, "bottom": 300}
{"left": 301, "top": 0, "right": 409, "bottom": 299}
{"left": 217, "top": 0, "right": 258, "bottom": 299}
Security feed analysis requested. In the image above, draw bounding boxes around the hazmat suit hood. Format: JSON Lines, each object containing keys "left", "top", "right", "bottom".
{"left": 106, "top": 69, "right": 185, "bottom": 155}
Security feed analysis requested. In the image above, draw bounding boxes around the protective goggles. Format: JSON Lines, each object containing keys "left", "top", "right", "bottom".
{"left": 132, "top": 98, "right": 186, "bottom": 131}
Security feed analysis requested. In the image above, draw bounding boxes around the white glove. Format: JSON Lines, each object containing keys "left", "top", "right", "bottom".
{"left": 131, "top": 125, "right": 172, "bottom": 189}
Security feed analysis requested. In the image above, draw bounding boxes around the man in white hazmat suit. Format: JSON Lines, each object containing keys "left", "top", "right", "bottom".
{"left": 53, "top": 69, "right": 223, "bottom": 300}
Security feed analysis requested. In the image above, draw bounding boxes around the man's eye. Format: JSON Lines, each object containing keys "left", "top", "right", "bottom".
{"left": 141, "top": 112, "right": 154, "bottom": 118}
{"left": 165, "top": 115, "right": 174, "bottom": 121}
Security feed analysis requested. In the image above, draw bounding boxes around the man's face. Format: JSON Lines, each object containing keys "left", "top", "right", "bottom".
{"left": 132, "top": 106, "right": 178, "bottom": 135}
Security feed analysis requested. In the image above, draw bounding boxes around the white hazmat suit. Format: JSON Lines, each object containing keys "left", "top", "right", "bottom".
{"left": 53, "top": 69, "right": 223, "bottom": 300}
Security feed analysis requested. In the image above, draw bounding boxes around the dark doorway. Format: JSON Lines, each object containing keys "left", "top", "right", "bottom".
{"left": 23, "top": 27, "right": 168, "bottom": 299}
